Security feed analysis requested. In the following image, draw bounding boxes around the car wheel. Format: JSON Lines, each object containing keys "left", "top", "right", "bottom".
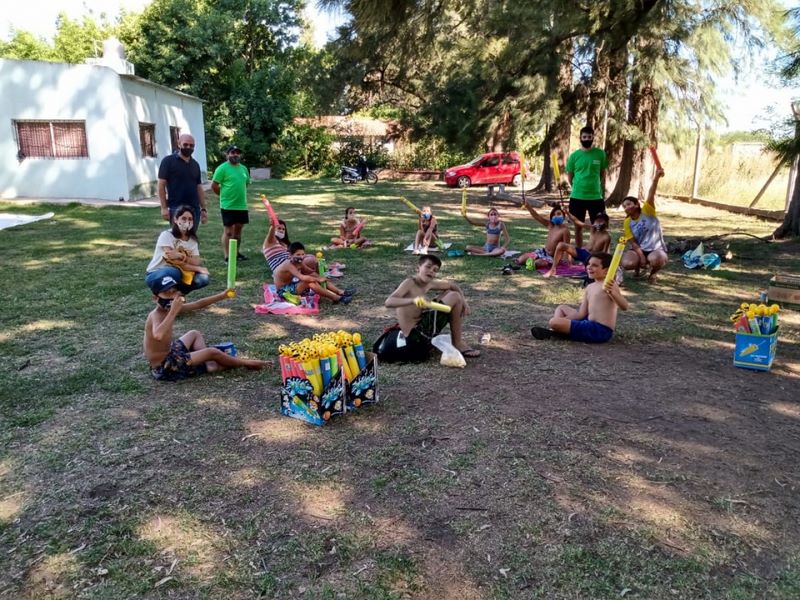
{"left": 457, "top": 176, "right": 471, "bottom": 188}
{"left": 512, "top": 173, "right": 522, "bottom": 187}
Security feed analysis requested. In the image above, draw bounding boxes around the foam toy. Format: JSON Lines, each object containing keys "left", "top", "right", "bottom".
{"left": 353, "top": 333, "right": 367, "bottom": 370}
{"left": 649, "top": 146, "right": 663, "bottom": 171}
{"left": 414, "top": 296, "right": 452, "bottom": 313}
{"left": 261, "top": 194, "right": 279, "bottom": 228}
{"left": 352, "top": 221, "right": 365, "bottom": 236}
{"left": 461, "top": 189, "right": 468, "bottom": 217}
{"left": 226, "top": 239, "right": 237, "bottom": 297}
{"left": 551, "top": 151, "right": 561, "bottom": 182}
{"left": 400, "top": 197, "right": 422, "bottom": 214}
{"left": 603, "top": 236, "right": 628, "bottom": 288}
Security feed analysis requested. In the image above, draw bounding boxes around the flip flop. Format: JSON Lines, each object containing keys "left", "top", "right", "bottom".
{"left": 460, "top": 348, "right": 481, "bottom": 358}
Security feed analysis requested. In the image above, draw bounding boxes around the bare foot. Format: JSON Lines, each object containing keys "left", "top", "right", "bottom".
{"left": 457, "top": 347, "right": 481, "bottom": 358}
{"left": 245, "top": 359, "right": 273, "bottom": 369}
{"left": 647, "top": 272, "right": 658, "bottom": 284}
{"left": 542, "top": 269, "right": 555, "bottom": 278}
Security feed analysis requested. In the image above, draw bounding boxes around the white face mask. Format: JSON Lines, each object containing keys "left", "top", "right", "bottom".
{"left": 275, "top": 230, "right": 285, "bottom": 239}
{"left": 177, "top": 221, "right": 192, "bottom": 233}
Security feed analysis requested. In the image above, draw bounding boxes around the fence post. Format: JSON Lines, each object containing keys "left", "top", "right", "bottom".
{"left": 690, "top": 126, "right": 702, "bottom": 200}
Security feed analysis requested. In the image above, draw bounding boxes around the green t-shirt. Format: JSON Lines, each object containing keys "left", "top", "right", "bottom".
{"left": 566, "top": 147, "right": 607, "bottom": 200}
{"left": 212, "top": 161, "right": 251, "bottom": 210}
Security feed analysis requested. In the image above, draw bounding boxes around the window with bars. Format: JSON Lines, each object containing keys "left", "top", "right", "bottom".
{"left": 14, "top": 120, "right": 89, "bottom": 159}
{"left": 170, "top": 126, "right": 181, "bottom": 152}
{"left": 139, "top": 123, "right": 156, "bottom": 157}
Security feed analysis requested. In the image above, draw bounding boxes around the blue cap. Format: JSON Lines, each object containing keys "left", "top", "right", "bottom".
{"left": 148, "top": 274, "right": 178, "bottom": 294}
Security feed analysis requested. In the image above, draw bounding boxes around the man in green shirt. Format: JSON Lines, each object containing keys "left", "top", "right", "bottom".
{"left": 566, "top": 126, "right": 608, "bottom": 248}
{"left": 212, "top": 145, "right": 251, "bottom": 262}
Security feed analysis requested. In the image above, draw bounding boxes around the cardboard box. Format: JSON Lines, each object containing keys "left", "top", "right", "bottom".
{"left": 279, "top": 351, "right": 379, "bottom": 425}
{"left": 733, "top": 330, "right": 778, "bottom": 371}
{"left": 768, "top": 274, "right": 800, "bottom": 306}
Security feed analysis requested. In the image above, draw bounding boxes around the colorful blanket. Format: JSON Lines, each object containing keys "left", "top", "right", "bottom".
{"left": 536, "top": 263, "right": 587, "bottom": 277}
{"left": 254, "top": 284, "right": 320, "bottom": 315}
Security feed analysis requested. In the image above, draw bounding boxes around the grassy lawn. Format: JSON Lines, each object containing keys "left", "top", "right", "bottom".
{"left": 1, "top": 179, "right": 799, "bottom": 599}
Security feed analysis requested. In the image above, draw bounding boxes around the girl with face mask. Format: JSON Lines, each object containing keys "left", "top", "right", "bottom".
{"left": 413, "top": 206, "right": 440, "bottom": 254}
{"left": 515, "top": 204, "right": 572, "bottom": 270}
{"left": 144, "top": 205, "right": 210, "bottom": 296}
{"left": 262, "top": 219, "right": 293, "bottom": 273}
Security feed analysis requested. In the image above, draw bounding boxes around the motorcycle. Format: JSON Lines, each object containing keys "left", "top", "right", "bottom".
{"left": 341, "top": 165, "right": 378, "bottom": 184}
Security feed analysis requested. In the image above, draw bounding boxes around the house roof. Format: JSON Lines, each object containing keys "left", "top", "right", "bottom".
{"left": 120, "top": 74, "right": 204, "bottom": 103}
{"left": 294, "top": 116, "right": 403, "bottom": 139}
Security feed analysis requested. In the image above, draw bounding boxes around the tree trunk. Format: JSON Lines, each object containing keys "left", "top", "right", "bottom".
{"left": 599, "top": 50, "right": 628, "bottom": 195}
{"left": 773, "top": 169, "right": 800, "bottom": 238}
{"left": 606, "top": 66, "right": 660, "bottom": 206}
{"left": 533, "top": 54, "right": 574, "bottom": 192}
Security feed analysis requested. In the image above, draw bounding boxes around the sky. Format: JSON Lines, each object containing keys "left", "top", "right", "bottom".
{"left": 1, "top": 0, "right": 797, "bottom": 133}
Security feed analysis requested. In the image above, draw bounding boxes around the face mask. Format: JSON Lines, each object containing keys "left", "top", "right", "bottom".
{"left": 229, "top": 155, "right": 241, "bottom": 164}
{"left": 551, "top": 216, "right": 565, "bottom": 225}
{"left": 177, "top": 221, "right": 192, "bottom": 233}
{"left": 580, "top": 139, "right": 593, "bottom": 149}
{"left": 275, "top": 231, "right": 285, "bottom": 239}
{"left": 593, "top": 223, "right": 608, "bottom": 231}
{"left": 292, "top": 256, "right": 304, "bottom": 264}
{"left": 180, "top": 147, "right": 194, "bottom": 157}
{"left": 422, "top": 213, "right": 431, "bottom": 220}
{"left": 157, "top": 297, "right": 174, "bottom": 310}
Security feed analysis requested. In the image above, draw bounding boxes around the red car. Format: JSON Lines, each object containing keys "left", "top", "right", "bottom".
{"left": 444, "top": 152, "right": 523, "bottom": 188}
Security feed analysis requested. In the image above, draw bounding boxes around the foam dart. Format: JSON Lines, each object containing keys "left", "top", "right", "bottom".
{"left": 328, "top": 355, "right": 340, "bottom": 379}
{"left": 338, "top": 349, "right": 352, "bottom": 383}
{"left": 290, "top": 358, "right": 306, "bottom": 380}
{"left": 733, "top": 314, "right": 750, "bottom": 333}
{"left": 746, "top": 311, "right": 759, "bottom": 334}
{"left": 344, "top": 345, "right": 360, "bottom": 377}
{"left": 400, "top": 197, "right": 421, "bottom": 214}
{"left": 261, "top": 194, "right": 279, "bottom": 227}
{"left": 352, "top": 333, "right": 367, "bottom": 370}
{"left": 352, "top": 221, "right": 365, "bottom": 236}
{"left": 414, "top": 296, "right": 452, "bottom": 313}
{"left": 551, "top": 151, "right": 561, "bottom": 182}
{"left": 279, "top": 355, "right": 293, "bottom": 382}
{"left": 649, "top": 146, "right": 663, "bottom": 171}
{"left": 226, "top": 239, "right": 237, "bottom": 296}
{"left": 461, "top": 189, "right": 468, "bottom": 217}
{"left": 603, "top": 237, "right": 627, "bottom": 288}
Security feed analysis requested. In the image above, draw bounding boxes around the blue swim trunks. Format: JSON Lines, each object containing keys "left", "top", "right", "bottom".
{"left": 569, "top": 319, "right": 614, "bottom": 343}
{"left": 151, "top": 339, "right": 208, "bottom": 381}
{"left": 484, "top": 242, "right": 498, "bottom": 252}
{"left": 575, "top": 247, "right": 591, "bottom": 263}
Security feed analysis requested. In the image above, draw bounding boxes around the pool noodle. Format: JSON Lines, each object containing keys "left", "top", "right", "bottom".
{"left": 227, "top": 239, "right": 237, "bottom": 292}
{"left": 344, "top": 345, "right": 360, "bottom": 377}
{"left": 320, "top": 357, "right": 332, "bottom": 387}
{"left": 261, "top": 194, "right": 279, "bottom": 227}
{"left": 352, "top": 221, "right": 365, "bottom": 236}
{"left": 423, "top": 299, "right": 452, "bottom": 313}
{"left": 353, "top": 343, "right": 367, "bottom": 370}
{"left": 649, "top": 146, "right": 662, "bottom": 171}
{"left": 551, "top": 151, "right": 561, "bottom": 182}
{"left": 604, "top": 237, "right": 627, "bottom": 287}
{"left": 401, "top": 197, "right": 421, "bottom": 214}
{"left": 461, "top": 189, "right": 467, "bottom": 217}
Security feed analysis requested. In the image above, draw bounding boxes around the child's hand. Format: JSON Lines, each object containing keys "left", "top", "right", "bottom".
{"left": 413, "top": 296, "right": 427, "bottom": 308}
{"left": 224, "top": 288, "right": 236, "bottom": 298}
{"left": 603, "top": 280, "right": 620, "bottom": 295}
{"left": 170, "top": 295, "right": 186, "bottom": 313}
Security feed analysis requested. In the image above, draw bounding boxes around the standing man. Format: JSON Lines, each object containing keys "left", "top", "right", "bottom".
{"left": 566, "top": 126, "right": 608, "bottom": 248}
{"left": 158, "top": 133, "right": 207, "bottom": 230}
{"left": 212, "top": 145, "right": 251, "bottom": 262}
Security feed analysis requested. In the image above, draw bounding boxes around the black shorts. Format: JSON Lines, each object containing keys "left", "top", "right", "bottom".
{"left": 221, "top": 209, "right": 250, "bottom": 226}
{"left": 568, "top": 198, "right": 605, "bottom": 223}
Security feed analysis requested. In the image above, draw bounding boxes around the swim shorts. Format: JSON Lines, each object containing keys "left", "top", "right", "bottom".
{"left": 277, "top": 277, "right": 300, "bottom": 299}
{"left": 484, "top": 243, "right": 498, "bottom": 252}
{"left": 151, "top": 339, "right": 208, "bottom": 381}
{"left": 575, "top": 247, "right": 591, "bottom": 263}
{"left": 569, "top": 319, "right": 614, "bottom": 344}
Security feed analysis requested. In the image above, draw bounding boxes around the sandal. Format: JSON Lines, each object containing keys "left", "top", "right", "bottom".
{"left": 460, "top": 348, "right": 481, "bottom": 358}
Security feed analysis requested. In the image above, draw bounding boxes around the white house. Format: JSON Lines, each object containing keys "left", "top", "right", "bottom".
{"left": 0, "top": 39, "right": 207, "bottom": 201}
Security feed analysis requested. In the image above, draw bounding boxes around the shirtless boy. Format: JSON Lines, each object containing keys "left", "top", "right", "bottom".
{"left": 543, "top": 211, "right": 611, "bottom": 278}
{"left": 530, "top": 252, "right": 628, "bottom": 343}
{"left": 273, "top": 242, "right": 354, "bottom": 303}
{"left": 381, "top": 255, "right": 480, "bottom": 360}
{"left": 516, "top": 204, "right": 571, "bottom": 269}
{"left": 144, "top": 275, "right": 271, "bottom": 380}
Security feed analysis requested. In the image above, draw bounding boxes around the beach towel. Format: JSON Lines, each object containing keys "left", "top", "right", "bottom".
{"left": 254, "top": 284, "right": 320, "bottom": 315}
{"left": 536, "top": 263, "right": 587, "bottom": 277}
{"left": 404, "top": 242, "right": 452, "bottom": 252}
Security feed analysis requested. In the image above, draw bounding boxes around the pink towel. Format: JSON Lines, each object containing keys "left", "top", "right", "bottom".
{"left": 254, "top": 284, "right": 320, "bottom": 315}
{"left": 537, "top": 263, "right": 587, "bottom": 277}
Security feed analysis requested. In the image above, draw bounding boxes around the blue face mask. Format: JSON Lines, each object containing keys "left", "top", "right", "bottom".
{"left": 551, "top": 216, "right": 565, "bottom": 226}
{"left": 422, "top": 213, "right": 431, "bottom": 220}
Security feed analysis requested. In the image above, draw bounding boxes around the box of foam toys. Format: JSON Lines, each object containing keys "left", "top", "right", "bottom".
{"left": 731, "top": 301, "right": 780, "bottom": 372}
{"left": 278, "top": 331, "right": 378, "bottom": 425}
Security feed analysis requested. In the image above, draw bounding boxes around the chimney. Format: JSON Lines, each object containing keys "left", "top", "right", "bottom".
{"left": 85, "top": 37, "right": 135, "bottom": 75}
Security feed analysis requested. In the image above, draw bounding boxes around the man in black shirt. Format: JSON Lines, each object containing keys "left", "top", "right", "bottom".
{"left": 158, "top": 133, "right": 207, "bottom": 228}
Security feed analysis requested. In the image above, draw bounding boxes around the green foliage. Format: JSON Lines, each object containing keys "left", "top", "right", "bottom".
{"left": 388, "top": 138, "right": 472, "bottom": 171}
{"left": 269, "top": 124, "right": 336, "bottom": 177}
{"left": 0, "top": 31, "right": 53, "bottom": 61}
{"left": 52, "top": 13, "right": 115, "bottom": 63}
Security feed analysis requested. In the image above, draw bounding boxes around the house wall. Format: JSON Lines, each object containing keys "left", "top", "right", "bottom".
{"left": 119, "top": 77, "right": 207, "bottom": 200}
{"left": 0, "top": 59, "right": 132, "bottom": 200}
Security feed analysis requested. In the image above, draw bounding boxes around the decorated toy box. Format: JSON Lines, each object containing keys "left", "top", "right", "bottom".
{"left": 730, "top": 301, "right": 780, "bottom": 372}
{"left": 278, "top": 331, "right": 379, "bottom": 426}
{"left": 733, "top": 331, "right": 778, "bottom": 372}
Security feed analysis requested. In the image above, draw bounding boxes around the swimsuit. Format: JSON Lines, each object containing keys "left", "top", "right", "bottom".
{"left": 277, "top": 276, "right": 300, "bottom": 299}
{"left": 151, "top": 339, "right": 208, "bottom": 381}
{"left": 486, "top": 223, "right": 502, "bottom": 235}
{"left": 483, "top": 242, "right": 499, "bottom": 252}
{"left": 519, "top": 247, "right": 554, "bottom": 265}
{"left": 372, "top": 309, "right": 450, "bottom": 363}
{"left": 575, "top": 247, "right": 591, "bottom": 263}
{"left": 569, "top": 319, "right": 614, "bottom": 344}
{"left": 263, "top": 245, "right": 290, "bottom": 272}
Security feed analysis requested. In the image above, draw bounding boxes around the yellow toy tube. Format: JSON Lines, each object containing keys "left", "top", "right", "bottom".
{"left": 461, "top": 189, "right": 468, "bottom": 217}
{"left": 414, "top": 297, "right": 452, "bottom": 313}
{"left": 400, "top": 197, "right": 421, "bottom": 214}
{"left": 344, "top": 345, "right": 360, "bottom": 377}
{"left": 603, "top": 237, "right": 627, "bottom": 288}
{"left": 551, "top": 151, "right": 561, "bottom": 182}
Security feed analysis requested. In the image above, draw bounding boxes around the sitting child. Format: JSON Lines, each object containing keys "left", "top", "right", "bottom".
{"left": 144, "top": 275, "right": 271, "bottom": 381}
{"left": 331, "top": 207, "right": 370, "bottom": 248}
{"left": 413, "top": 205, "right": 440, "bottom": 254}
{"left": 530, "top": 252, "right": 629, "bottom": 343}
{"left": 262, "top": 218, "right": 292, "bottom": 272}
{"left": 273, "top": 242, "right": 354, "bottom": 304}
{"left": 543, "top": 211, "right": 611, "bottom": 278}
{"left": 464, "top": 207, "right": 510, "bottom": 256}
{"left": 376, "top": 254, "right": 479, "bottom": 361}
{"left": 516, "top": 203, "right": 570, "bottom": 269}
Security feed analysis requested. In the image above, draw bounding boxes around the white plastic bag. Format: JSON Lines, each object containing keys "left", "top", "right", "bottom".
{"left": 431, "top": 334, "right": 466, "bottom": 368}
